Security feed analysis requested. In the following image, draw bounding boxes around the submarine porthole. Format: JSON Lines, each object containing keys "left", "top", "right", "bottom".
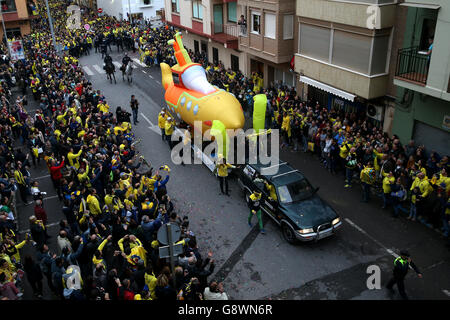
{"left": 186, "top": 101, "right": 192, "bottom": 111}
{"left": 193, "top": 104, "right": 199, "bottom": 115}
{"left": 180, "top": 97, "right": 186, "bottom": 106}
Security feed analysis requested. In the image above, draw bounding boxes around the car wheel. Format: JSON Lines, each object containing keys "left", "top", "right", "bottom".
{"left": 282, "top": 222, "right": 297, "bottom": 244}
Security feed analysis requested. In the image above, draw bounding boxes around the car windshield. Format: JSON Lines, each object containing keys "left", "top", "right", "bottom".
{"left": 277, "top": 179, "right": 314, "bottom": 204}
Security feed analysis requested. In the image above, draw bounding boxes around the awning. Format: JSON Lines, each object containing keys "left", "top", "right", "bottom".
{"left": 299, "top": 76, "right": 356, "bottom": 102}
{"left": 399, "top": 2, "right": 441, "bottom": 10}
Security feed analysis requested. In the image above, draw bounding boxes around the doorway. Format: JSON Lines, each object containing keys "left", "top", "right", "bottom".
{"left": 194, "top": 40, "right": 199, "bottom": 54}
{"left": 213, "top": 47, "right": 219, "bottom": 64}
{"left": 250, "top": 59, "right": 264, "bottom": 77}
{"left": 231, "top": 54, "right": 239, "bottom": 72}
{"left": 201, "top": 40, "right": 208, "bottom": 60}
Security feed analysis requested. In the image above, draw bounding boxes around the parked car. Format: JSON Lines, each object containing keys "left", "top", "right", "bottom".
{"left": 237, "top": 160, "right": 342, "bottom": 243}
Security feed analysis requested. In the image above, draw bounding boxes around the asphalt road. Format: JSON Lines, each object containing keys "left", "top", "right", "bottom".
{"left": 15, "top": 48, "right": 450, "bottom": 300}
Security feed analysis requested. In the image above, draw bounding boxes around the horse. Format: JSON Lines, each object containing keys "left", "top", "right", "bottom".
{"left": 104, "top": 61, "right": 116, "bottom": 84}
{"left": 121, "top": 63, "right": 133, "bottom": 83}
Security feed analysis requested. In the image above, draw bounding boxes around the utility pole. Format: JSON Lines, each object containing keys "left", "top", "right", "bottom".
{"left": 128, "top": 0, "right": 133, "bottom": 25}
{"left": 44, "top": 0, "right": 60, "bottom": 55}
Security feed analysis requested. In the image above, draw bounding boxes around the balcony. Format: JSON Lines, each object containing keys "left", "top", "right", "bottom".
{"left": 211, "top": 23, "right": 238, "bottom": 49}
{"left": 395, "top": 47, "right": 429, "bottom": 87}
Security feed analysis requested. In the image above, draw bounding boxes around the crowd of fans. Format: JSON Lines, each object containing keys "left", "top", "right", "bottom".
{"left": 0, "top": 0, "right": 229, "bottom": 300}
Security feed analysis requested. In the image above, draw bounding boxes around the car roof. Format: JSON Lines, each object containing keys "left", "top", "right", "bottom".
{"left": 248, "top": 159, "right": 306, "bottom": 187}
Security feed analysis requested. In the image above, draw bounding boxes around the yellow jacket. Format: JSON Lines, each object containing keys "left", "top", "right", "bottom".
{"left": 87, "top": 194, "right": 102, "bottom": 216}
{"left": 158, "top": 114, "right": 166, "bottom": 129}
{"left": 164, "top": 120, "right": 174, "bottom": 136}
{"left": 68, "top": 149, "right": 82, "bottom": 169}
{"left": 382, "top": 176, "right": 395, "bottom": 194}
{"left": 215, "top": 163, "right": 234, "bottom": 177}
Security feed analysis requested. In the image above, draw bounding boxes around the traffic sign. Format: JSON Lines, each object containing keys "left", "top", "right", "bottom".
{"left": 159, "top": 243, "right": 184, "bottom": 259}
{"left": 98, "top": 8, "right": 103, "bottom": 13}
{"left": 157, "top": 223, "right": 181, "bottom": 245}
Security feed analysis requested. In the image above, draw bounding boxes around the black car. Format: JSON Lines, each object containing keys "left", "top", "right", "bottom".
{"left": 237, "top": 160, "right": 342, "bottom": 243}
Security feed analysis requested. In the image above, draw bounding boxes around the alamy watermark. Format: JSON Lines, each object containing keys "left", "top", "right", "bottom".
{"left": 166, "top": 121, "right": 280, "bottom": 175}
{"left": 366, "top": 264, "right": 381, "bottom": 290}
{"left": 366, "top": 5, "right": 381, "bottom": 30}
{"left": 66, "top": 5, "right": 81, "bottom": 30}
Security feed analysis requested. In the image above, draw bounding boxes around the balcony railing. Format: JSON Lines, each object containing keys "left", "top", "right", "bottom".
{"left": 211, "top": 23, "right": 239, "bottom": 38}
{"left": 395, "top": 47, "right": 429, "bottom": 86}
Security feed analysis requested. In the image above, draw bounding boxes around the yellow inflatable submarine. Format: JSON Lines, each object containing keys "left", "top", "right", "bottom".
{"left": 160, "top": 32, "right": 245, "bottom": 133}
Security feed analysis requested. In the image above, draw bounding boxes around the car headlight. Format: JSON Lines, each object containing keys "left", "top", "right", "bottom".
{"left": 332, "top": 218, "right": 340, "bottom": 225}
{"left": 298, "top": 228, "right": 314, "bottom": 234}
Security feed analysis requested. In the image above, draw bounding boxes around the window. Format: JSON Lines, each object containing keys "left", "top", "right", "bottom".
{"left": 171, "top": 0, "right": 179, "bottom": 14}
{"left": 332, "top": 30, "right": 371, "bottom": 74}
{"left": 283, "top": 15, "right": 293, "bottom": 40}
{"left": 251, "top": 12, "right": 261, "bottom": 34}
{"left": 193, "top": 1, "right": 203, "bottom": 20}
{"left": 1, "top": 0, "right": 17, "bottom": 12}
{"left": 264, "top": 13, "right": 276, "bottom": 39}
{"left": 227, "top": 2, "right": 237, "bottom": 23}
{"left": 299, "top": 23, "right": 330, "bottom": 62}
{"left": 277, "top": 179, "right": 314, "bottom": 204}
{"left": 370, "top": 35, "right": 390, "bottom": 75}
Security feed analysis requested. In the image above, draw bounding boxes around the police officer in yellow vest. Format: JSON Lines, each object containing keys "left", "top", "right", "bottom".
{"left": 164, "top": 116, "right": 175, "bottom": 149}
{"left": 213, "top": 154, "right": 235, "bottom": 196}
{"left": 158, "top": 110, "right": 167, "bottom": 141}
{"left": 386, "top": 250, "right": 422, "bottom": 300}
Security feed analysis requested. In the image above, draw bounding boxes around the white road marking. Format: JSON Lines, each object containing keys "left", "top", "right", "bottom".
{"left": 133, "top": 58, "right": 146, "bottom": 67}
{"left": 149, "top": 74, "right": 154, "bottom": 79}
{"left": 19, "top": 221, "right": 60, "bottom": 234}
{"left": 142, "top": 70, "right": 147, "bottom": 74}
{"left": 344, "top": 218, "right": 399, "bottom": 259}
{"left": 156, "top": 80, "right": 161, "bottom": 85}
{"left": 82, "top": 66, "right": 94, "bottom": 76}
{"left": 140, "top": 112, "right": 161, "bottom": 135}
{"left": 16, "top": 195, "right": 59, "bottom": 208}
{"left": 113, "top": 61, "right": 122, "bottom": 69}
{"left": 34, "top": 174, "right": 50, "bottom": 179}
{"left": 92, "top": 64, "right": 105, "bottom": 74}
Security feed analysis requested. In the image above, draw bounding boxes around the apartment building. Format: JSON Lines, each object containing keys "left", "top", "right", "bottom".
{"left": 163, "top": 0, "right": 245, "bottom": 73}
{"left": 238, "top": 0, "right": 297, "bottom": 88}
{"left": 0, "top": 0, "right": 37, "bottom": 39}
{"left": 162, "top": 0, "right": 298, "bottom": 89}
{"left": 392, "top": 0, "right": 449, "bottom": 155}
{"left": 294, "top": 0, "right": 398, "bottom": 126}
{"left": 97, "top": 0, "right": 164, "bottom": 21}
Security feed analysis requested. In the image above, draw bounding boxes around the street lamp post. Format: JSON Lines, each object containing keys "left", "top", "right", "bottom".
{"left": 44, "top": 0, "right": 59, "bottom": 55}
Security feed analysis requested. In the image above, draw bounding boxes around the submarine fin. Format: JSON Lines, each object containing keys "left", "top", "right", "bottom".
{"left": 168, "top": 32, "right": 192, "bottom": 67}
{"left": 160, "top": 63, "right": 174, "bottom": 90}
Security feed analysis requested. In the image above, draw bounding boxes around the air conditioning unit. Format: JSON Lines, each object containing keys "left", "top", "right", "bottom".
{"left": 366, "top": 104, "right": 383, "bottom": 121}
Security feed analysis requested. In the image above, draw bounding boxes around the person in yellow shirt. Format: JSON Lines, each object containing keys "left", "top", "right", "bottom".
{"left": 67, "top": 146, "right": 84, "bottom": 169}
{"left": 436, "top": 168, "right": 450, "bottom": 194}
{"left": 382, "top": 171, "right": 395, "bottom": 209}
{"left": 158, "top": 110, "right": 167, "bottom": 141}
{"left": 86, "top": 189, "right": 102, "bottom": 216}
{"left": 281, "top": 112, "right": 291, "bottom": 148}
{"left": 213, "top": 155, "right": 235, "bottom": 196}
{"left": 164, "top": 117, "right": 175, "bottom": 149}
